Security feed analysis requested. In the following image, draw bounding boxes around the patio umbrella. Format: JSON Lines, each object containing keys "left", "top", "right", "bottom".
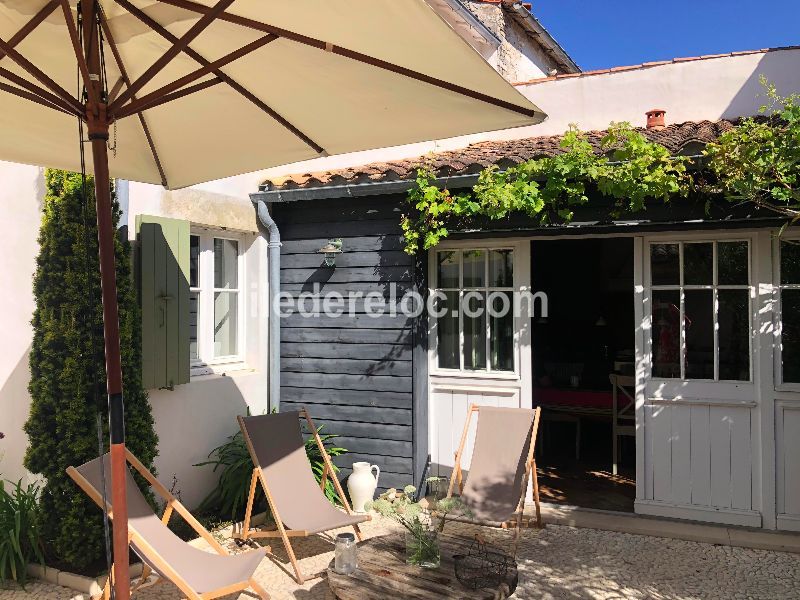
{"left": 0, "top": 1, "right": 544, "bottom": 597}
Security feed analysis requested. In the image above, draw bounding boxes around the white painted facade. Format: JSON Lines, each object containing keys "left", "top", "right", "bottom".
{"left": 0, "top": 168, "right": 267, "bottom": 508}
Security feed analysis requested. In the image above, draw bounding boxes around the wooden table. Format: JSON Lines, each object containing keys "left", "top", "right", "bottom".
{"left": 327, "top": 532, "right": 518, "bottom": 599}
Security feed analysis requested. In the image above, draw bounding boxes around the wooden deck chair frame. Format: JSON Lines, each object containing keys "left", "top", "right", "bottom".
{"left": 236, "top": 407, "right": 367, "bottom": 584}
{"left": 444, "top": 404, "right": 543, "bottom": 554}
{"left": 67, "top": 449, "right": 269, "bottom": 600}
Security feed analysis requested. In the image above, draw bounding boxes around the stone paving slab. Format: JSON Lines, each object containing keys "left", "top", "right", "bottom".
{"left": 1, "top": 519, "right": 799, "bottom": 599}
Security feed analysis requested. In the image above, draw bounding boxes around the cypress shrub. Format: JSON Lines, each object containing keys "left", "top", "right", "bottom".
{"left": 23, "top": 169, "right": 158, "bottom": 571}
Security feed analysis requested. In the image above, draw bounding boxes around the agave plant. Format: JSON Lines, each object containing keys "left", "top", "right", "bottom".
{"left": 195, "top": 422, "right": 347, "bottom": 520}
{"left": 0, "top": 479, "right": 44, "bottom": 586}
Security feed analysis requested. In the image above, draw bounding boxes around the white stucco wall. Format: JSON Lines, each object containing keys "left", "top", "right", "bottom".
{"left": 0, "top": 162, "right": 43, "bottom": 486}
{"left": 0, "top": 168, "right": 268, "bottom": 508}
{"left": 127, "top": 181, "right": 269, "bottom": 508}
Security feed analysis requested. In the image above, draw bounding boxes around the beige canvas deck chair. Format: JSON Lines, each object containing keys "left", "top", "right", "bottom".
{"left": 444, "top": 405, "right": 543, "bottom": 553}
{"left": 67, "top": 451, "right": 269, "bottom": 600}
{"left": 236, "top": 410, "right": 370, "bottom": 583}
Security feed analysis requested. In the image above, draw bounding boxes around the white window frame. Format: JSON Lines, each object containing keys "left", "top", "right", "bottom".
{"left": 190, "top": 228, "right": 246, "bottom": 375}
{"left": 646, "top": 237, "right": 753, "bottom": 383}
{"left": 429, "top": 242, "right": 523, "bottom": 379}
{"left": 775, "top": 235, "right": 800, "bottom": 392}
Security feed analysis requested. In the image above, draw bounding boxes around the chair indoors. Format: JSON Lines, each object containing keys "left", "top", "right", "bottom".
{"left": 67, "top": 451, "right": 269, "bottom": 600}
{"left": 442, "top": 405, "right": 543, "bottom": 554}
{"left": 236, "top": 409, "right": 370, "bottom": 583}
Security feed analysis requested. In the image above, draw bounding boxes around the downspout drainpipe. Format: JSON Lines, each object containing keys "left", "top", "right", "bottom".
{"left": 254, "top": 199, "right": 281, "bottom": 412}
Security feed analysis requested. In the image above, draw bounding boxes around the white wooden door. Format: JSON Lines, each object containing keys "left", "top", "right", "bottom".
{"left": 427, "top": 240, "right": 532, "bottom": 478}
{"left": 773, "top": 233, "right": 800, "bottom": 531}
{"left": 635, "top": 233, "right": 763, "bottom": 527}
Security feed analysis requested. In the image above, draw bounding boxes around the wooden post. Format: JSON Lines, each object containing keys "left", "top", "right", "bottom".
{"left": 83, "top": 1, "right": 130, "bottom": 597}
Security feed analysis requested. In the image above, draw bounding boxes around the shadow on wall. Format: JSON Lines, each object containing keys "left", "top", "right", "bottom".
{"left": 722, "top": 50, "right": 800, "bottom": 119}
{"left": 150, "top": 373, "right": 251, "bottom": 509}
{"left": 0, "top": 346, "right": 34, "bottom": 485}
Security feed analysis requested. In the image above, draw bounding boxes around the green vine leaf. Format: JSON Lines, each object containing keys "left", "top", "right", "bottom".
{"left": 402, "top": 122, "right": 692, "bottom": 253}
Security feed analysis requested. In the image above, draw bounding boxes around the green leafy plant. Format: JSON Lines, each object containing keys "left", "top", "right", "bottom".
{"left": 195, "top": 422, "right": 347, "bottom": 520}
{"left": 304, "top": 428, "right": 348, "bottom": 505}
{"left": 367, "top": 485, "right": 467, "bottom": 567}
{"left": 195, "top": 430, "right": 257, "bottom": 521}
{"left": 401, "top": 122, "right": 690, "bottom": 254}
{"left": 703, "top": 78, "right": 800, "bottom": 225}
{"left": 23, "top": 170, "right": 158, "bottom": 571}
{"left": 0, "top": 479, "right": 44, "bottom": 586}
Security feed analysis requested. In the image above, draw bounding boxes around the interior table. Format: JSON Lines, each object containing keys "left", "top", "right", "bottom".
{"left": 327, "top": 531, "right": 518, "bottom": 599}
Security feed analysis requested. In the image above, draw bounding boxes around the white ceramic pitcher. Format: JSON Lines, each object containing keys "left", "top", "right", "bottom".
{"left": 347, "top": 461, "right": 380, "bottom": 513}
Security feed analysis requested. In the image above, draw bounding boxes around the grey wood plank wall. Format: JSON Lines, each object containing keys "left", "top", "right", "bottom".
{"left": 274, "top": 195, "right": 421, "bottom": 493}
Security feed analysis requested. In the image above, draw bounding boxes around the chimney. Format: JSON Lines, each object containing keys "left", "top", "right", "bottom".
{"left": 646, "top": 109, "right": 666, "bottom": 130}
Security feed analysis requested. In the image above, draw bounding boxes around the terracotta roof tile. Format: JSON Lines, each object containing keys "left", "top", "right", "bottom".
{"left": 263, "top": 120, "right": 736, "bottom": 191}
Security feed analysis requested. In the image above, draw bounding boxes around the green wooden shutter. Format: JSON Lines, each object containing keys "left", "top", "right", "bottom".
{"left": 136, "top": 215, "right": 190, "bottom": 389}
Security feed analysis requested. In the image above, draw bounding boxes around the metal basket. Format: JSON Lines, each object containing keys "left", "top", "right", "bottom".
{"left": 453, "top": 536, "right": 518, "bottom": 591}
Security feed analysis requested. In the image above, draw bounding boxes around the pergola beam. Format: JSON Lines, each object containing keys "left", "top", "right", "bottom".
{"left": 154, "top": 0, "right": 538, "bottom": 118}
{"left": 98, "top": 8, "right": 169, "bottom": 187}
{"left": 117, "top": 0, "right": 326, "bottom": 154}
{"left": 111, "top": 0, "right": 236, "bottom": 109}
{"left": 109, "top": 33, "right": 277, "bottom": 117}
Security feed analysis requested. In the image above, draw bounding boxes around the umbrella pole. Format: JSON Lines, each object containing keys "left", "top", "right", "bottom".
{"left": 84, "top": 1, "right": 130, "bottom": 597}
{"left": 90, "top": 129, "right": 131, "bottom": 600}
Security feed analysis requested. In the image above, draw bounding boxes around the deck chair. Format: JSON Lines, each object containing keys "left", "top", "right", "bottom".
{"left": 236, "top": 409, "right": 370, "bottom": 583}
{"left": 67, "top": 450, "right": 269, "bottom": 600}
{"left": 610, "top": 373, "right": 636, "bottom": 476}
{"left": 443, "top": 405, "right": 542, "bottom": 554}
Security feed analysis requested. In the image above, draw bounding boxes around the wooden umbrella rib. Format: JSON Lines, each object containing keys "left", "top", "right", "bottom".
{"left": 108, "top": 76, "right": 125, "bottom": 103}
{"left": 109, "top": 33, "right": 277, "bottom": 116}
{"left": 111, "top": 0, "right": 237, "bottom": 110}
{"left": 0, "top": 80, "right": 74, "bottom": 115}
{"left": 98, "top": 8, "right": 169, "bottom": 187}
{"left": 0, "top": 37, "right": 82, "bottom": 114}
{"left": 59, "top": 0, "right": 98, "bottom": 107}
{"left": 0, "top": 66, "right": 80, "bottom": 115}
{"left": 0, "top": 0, "right": 59, "bottom": 63}
{"left": 117, "top": 0, "right": 326, "bottom": 154}
{"left": 154, "top": 0, "right": 539, "bottom": 118}
{"left": 113, "top": 76, "right": 223, "bottom": 119}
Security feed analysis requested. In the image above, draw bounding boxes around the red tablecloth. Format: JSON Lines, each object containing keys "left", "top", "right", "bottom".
{"left": 534, "top": 388, "right": 614, "bottom": 410}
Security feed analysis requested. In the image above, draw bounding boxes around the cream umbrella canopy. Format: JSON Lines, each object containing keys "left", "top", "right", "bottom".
{"left": 0, "top": 1, "right": 543, "bottom": 597}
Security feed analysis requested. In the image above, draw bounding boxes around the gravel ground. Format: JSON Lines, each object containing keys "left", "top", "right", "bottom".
{"left": 1, "top": 520, "right": 798, "bottom": 599}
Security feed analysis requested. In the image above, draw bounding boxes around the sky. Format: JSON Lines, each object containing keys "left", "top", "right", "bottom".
{"left": 533, "top": 1, "right": 800, "bottom": 72}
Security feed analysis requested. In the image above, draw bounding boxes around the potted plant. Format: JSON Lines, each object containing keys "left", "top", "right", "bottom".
{"left": 367, "top": 485, "right": 467, "bottom": 569}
